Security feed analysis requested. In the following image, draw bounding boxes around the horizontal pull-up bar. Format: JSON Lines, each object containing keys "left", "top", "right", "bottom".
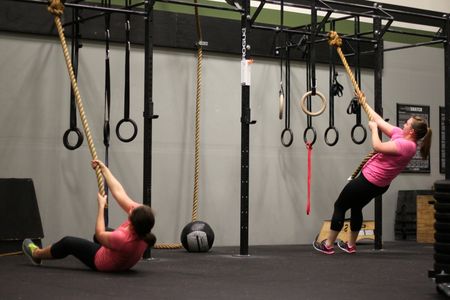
{"left": 156, "top": 0, "right": 242, "bottom": 13}
{"left": 13, "top": 0, "right": 147, "bottom": 15}
{"left": 382, "top": 6, "right": 447, "bottom": 22}
{"left": 386, "top": 28, "right": 445, "bottom": 40}
{"left": 344, "top": 38, "right": 446, "bottom": 57}
{"left": 384, "top": 39, "right": 446, "bottom": 52}
{"left": 63, "top": 1, "right": 146, "bottom": 27}
{"left": 258, "top": 0, "right": 393, "bottom": 21}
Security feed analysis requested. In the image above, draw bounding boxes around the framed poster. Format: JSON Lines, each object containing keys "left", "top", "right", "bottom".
{"left": 440, "top": 106, "right": 446, "bottom": 174}
{"left": 396, "top": 103, "right": 430, "bottom": 173}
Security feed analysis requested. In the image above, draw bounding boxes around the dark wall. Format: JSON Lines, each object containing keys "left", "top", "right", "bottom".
{"left": 0, "top": 1, "right": 376, "bottom": 68}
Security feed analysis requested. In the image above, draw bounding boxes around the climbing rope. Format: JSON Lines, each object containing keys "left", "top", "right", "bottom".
{"left": 48, "top": 0, "right": 105, "bottom": 196}
{"left": 154, "top": 0, "right": 204, "bottom": 249}
{"left": 328, "top": 31, "right": 376, "bottom": 179}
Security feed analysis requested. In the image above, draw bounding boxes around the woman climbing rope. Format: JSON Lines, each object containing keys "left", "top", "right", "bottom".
{"left": 22, "top": 160, "right": 156, "bottom": 271}
{"left": 313, "top": 101, "right": 432, "bottom": 254}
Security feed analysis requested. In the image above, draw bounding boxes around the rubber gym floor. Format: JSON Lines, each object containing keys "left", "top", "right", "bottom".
{"left": 0, "top": 241, "right": 444, "bottom": 300}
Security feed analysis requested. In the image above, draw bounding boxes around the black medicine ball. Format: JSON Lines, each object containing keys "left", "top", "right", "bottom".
{"left": 180, "top": 221, "right": 215, "bottom": 252}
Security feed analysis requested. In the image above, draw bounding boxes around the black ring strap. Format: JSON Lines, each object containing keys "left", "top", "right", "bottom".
{"left": 117, "top": 14, "right": 138, "bottom": 143}
{"left": 63, "top": 8, "right": 83, "bottom": 151}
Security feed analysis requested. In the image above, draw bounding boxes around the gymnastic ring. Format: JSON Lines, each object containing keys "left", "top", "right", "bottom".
{"left": 324, "top": 126, "right": 339, "bottom": 146}
{"left": 300, "top": 90, "right": 327, "bottom": 117}
{"left": 303, "top": 126, "right": 317, "bottom": 145}
{"left": 281, "top": 128, "right": 293, "bottom": 147}
{"left": 63, "top": 127, "right": 84, "bottom": 150}
{"left": 116, "top": 118, "right": 138, "bottom": 143}
{"left": 351, "top": 124, "right": 367, "bottom": 145}
{"left": 278, "top": 90, "right": 284, "bottom": 120}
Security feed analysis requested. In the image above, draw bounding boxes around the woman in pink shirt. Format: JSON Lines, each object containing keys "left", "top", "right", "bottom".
{"left": 22, "top": 160, "right": 156, "bottom": 271}
{"left": 314, "top": 105, "right": 432, "bottom": 255}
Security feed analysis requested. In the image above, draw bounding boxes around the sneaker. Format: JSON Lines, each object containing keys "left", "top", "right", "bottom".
{"left": 337, "top": 240, "right": 356, "bottom": 254}
{"left": 22, "top": 239, "right": 41, "bottom": 265}
{"left": 313, "top": 240, "right": 335, "bottom": 255}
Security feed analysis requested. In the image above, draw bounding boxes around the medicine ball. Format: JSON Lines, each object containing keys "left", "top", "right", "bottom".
{"left": 180, "top": 221, "right": 214, "bottom": 252}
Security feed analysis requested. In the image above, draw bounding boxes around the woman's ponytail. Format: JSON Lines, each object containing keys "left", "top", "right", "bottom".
{"left": 419, "top": 127, "right": 432, "bottom": 160}
{"left": 143, "top": 232, "right": 157, "bottom": 247}
{"left": 411, "top": 116, "right": 432, "bottom": 159}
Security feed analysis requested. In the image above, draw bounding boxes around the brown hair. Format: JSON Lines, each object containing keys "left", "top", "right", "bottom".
{"left": 129, "top": 205, "right": 156, "bottom": 247}
{"left": 411, "top": 116, "right": 432, "bottom": 159}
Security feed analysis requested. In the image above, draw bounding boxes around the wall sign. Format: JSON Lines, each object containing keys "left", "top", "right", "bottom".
{"left": 396, "top": 103, "right": 430, "bottom": 173}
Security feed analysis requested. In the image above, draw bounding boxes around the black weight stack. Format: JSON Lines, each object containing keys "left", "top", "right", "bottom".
{"left": 429, "top": 180, "right": 450, "bottom": 297}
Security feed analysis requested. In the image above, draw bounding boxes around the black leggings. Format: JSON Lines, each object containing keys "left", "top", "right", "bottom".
{"left": 330, "top": 174, "right": 389, "bottom": 232}
{"left": 50, "top": 236, "right": 101, "bottom": 270}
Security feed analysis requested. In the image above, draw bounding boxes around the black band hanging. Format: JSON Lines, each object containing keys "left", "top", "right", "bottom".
{"left": 348, "top": 16, "right": 367, "bottom": 145}
{"left": 303, "top": 34, "right": 317, "bottom": 145}
{"left": 331, "top": 72, "right": 344, "bottom": 97}
{"left": 281, "top": 43, "right": 294, "bottom": 147}
{"left": 102, "top": 0, "right": 112, "bottom": 227}
{"left": 116, "top": 0, "right": 138, "bottom": 143}
{"left": 325, "top": 21, "right": 339, "bottom": 147}
{"left": 63, "top": 7, "right": 84, "bottom": 150}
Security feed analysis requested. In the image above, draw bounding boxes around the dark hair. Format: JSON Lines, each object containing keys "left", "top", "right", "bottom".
{"left": 129, "top": 205, "right": 156, "bottom": 247}
{"left": 411, "top": 115, "right": 432, "bottom": 159}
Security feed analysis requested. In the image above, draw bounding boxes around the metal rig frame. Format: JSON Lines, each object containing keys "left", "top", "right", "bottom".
{"left": 6, "top": 3, "right": 450, "bottom": 283}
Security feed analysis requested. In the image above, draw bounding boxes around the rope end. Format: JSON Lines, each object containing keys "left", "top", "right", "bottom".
{"left": 47, "top": 0, "right": 65, "bottom": 16}
{"left": 328, "top": 31, "right": 342, "bottom": 48}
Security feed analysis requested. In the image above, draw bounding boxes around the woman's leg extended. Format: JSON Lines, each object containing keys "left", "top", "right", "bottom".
{"left": 41, "top": 236, "right": 101, "bottom": 270}
{"left": 330, "top": 179, "right": 360, "bottom": 233}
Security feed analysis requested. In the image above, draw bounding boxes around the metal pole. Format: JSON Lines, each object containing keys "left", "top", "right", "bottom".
{"left": 239, "top": 0, "right": 255, "bottom": 256}
{"left": 445, "top": 15, "right": 450, "bottom": 180}
{"left": 142, "top": 0, "right": 158, "bottom": 259}
{"left": 373, "top": 15, "right": 383, "bottom": 250}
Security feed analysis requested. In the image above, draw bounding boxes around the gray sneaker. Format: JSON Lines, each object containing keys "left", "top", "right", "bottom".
{"left": 22, "top": 239, "right": 41, "bottom": 266}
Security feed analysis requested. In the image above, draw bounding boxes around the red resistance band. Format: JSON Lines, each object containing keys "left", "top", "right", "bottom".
{"left": 306, "top": 142, "right": 312, "bottom": 215}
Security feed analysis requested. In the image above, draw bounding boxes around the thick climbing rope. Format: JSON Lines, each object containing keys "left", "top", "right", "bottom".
{"left": 328, "top": 31, "right": 376, "bottom": 179}
{"left": 154, "top": 0, "right": 204, "bottom": 250}
{"left": 48, "top": 0, "right": 105, "bottom": 196}
{"left": 190, "top": 0, "right": 205, "bottom": 224}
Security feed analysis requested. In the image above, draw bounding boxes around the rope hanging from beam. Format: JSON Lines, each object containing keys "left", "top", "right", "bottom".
{"left": 48, "top": 0, "right": 105, "bottom": 196}
{"left": 328, "top": 31, "right": 376, "bottom": 179}
{"left": 154, "top": 0, "right": 204, "bottom": 250}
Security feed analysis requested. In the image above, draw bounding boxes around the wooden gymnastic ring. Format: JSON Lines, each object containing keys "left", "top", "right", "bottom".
{"left": 300, "top": 90, "right": 327, "bottom": 117}
{"left": 278, "top": 90, "right": 284, "bottom": 120}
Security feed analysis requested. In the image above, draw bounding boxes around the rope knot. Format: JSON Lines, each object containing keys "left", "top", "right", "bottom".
{"left": 48, "top": 0, "right": 65, "bottom": 16}
{"left": 328, "top": 31, "right": 342, "bottom": 48}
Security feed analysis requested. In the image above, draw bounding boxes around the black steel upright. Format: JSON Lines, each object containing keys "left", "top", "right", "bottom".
{"left": 239, "top": 0, "right": 255, "bottom": 256}
{"left": 445, "top": 16, "right": 450, "bottom": 181}
{"left": 142, "top": 0, "right": 157, "bottom": 259}
{"left": 373, "top": 15, "right": 384, "bottom": 250}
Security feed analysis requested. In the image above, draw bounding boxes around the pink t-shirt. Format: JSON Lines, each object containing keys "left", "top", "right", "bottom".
{"left": 94, "top": 218, "right": 148, "bottom": 272}
{"left": 362, "top": 127, "right": 416, "bottom": 187}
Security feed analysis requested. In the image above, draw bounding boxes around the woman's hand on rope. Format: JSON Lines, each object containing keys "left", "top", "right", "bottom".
{"left": 368, "top": 120, "right": 378, "bottom": 132}
{"left": 97, "top": 192, "right": 107, "bottom": 209}
{"left": 91, "top": 159, "right": 106, "bottom": 172}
